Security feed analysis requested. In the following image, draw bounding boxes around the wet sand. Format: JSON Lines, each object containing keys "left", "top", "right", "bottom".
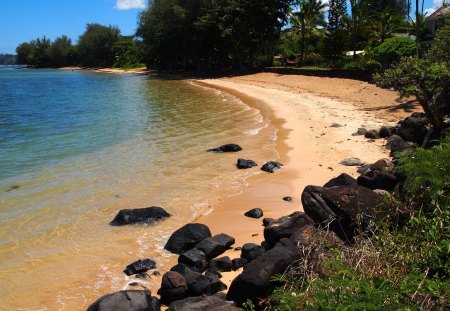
{"left": 194, "top": 72, "right": 421, "bottom": 288}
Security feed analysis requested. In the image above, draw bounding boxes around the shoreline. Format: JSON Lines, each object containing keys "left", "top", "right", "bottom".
{"left": 190, "top": 73, "right": 421, "bottom": 289}
{"left": 59, "top": 66, "right": 150, "bottom": 74}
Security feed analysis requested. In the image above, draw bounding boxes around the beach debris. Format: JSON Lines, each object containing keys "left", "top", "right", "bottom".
{"left": 244, "top": 208, "right": 264, "bottom": 219}
{"left": 236, "top": 158, "right": 257, "bottom": 169}
{"left": 323, "top": 173, "right": 357, "bottom": 188}
{"left": 208, "top": 256, "right": 233, "bottom": 273}
{"left": 240, "top": 243, "right": 264, "bottom": 262}
{"left": 109, "top": 206, "right": 171, "bottom": 226}
{"left": 339, "top": 157, "right": 363, "bottom": 166}
{"left": 282, "top": 196, "right": 293, "bottom": 202}
{"left": 207, "top": 144, "right": 242, "bottom": 153}
{"left": 261, "top": 161, "right": 283, "bottom": 173}
{"left": 165, "top": 223, "right": 212, "bottom": 254}
{"left": 352, "top": 128, "right": 367, "bottom": 136}
{"left": 123, "top": 259, "right": 157, "bottom": 276}
{"left": 364, "top": 130, "right": 380, "bottom": 139}
{"left": 263, "top": 212, "right": 314, "bottom": 248}
{"left": 86, "top": 290, "right": 160, "bottom": 311}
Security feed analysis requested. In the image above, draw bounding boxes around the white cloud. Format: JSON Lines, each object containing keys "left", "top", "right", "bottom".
{"left": 115, "top": 0, "right": 146, "bottom": 10}
{"left": 424, "top": 0, "right": 444, "bottom": 16}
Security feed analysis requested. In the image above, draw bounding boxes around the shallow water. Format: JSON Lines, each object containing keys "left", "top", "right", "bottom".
{"left": 0, "top": 69, "right": 278, "bottom": 310}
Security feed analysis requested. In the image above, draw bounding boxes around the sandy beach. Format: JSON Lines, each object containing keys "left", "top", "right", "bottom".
{"left": 193, "top": 72, "right": 421, "bottom": 288}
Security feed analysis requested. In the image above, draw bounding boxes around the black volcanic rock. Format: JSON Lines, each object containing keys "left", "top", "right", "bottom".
{"left": 207, "top": 144, "right": 242, "bottom": 153}
{"left": 123, "top": 259, "right": 156, "bottom": 276}
{"left": 110, "top": 207, "right": 170, "bottom": 226}
{"left": 244, "top": 208, "right": 264, "bottom": 219}
{"left": 323, "top": 173, "right": 357, "bottom": 188}
{"left": 241, "top": 243, "right": 263, "bottom": 261}
{"left": 195, "top": 237, "right": 228, "bottom": 260}
{"left": 158, "top": 271, "right": 188, "bottom": 306}
{"left": 87, "top": 290, "right": 160, "bottom": 311}
{"left": 263, "top": 212, "right": 314, "bottom": 248}
{"left": 261, "top": 161, "right": 283, "bottom": 173}
{"left": 236, "top": 158, "right": 257, "bottom": 169}
{"left": 164, "top": 223, "right": 212, "bottom": 254}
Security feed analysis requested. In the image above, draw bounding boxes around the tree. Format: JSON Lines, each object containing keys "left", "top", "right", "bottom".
{"left": 290, "top": 0, "right": 327, "bottom": 65}
{"left": 47, "top": 35, "right": 72, "bottom": 67}
{"left": 16, "top": 42, "right": 34, "bottom": 65}
{"left": 78, "top": 23, "right": 121, "bottom": 67}
{"left": 112, "top": 36, "right": 142, "bottom": 68}
{"left": 327, "top": 0, "right": 347, "bottom": 62}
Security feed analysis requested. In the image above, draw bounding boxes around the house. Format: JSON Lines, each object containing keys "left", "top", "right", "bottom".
{"left": 426, "top": 4, "right": 450, "bottom": 37}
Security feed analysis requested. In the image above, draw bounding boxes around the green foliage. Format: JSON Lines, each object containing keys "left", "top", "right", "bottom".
{"left": 78, "top": 23, "right": 121, "bottom": 67}
{"left": 47, "top": 35, "right": 72, "bottom": 67}
{"left": 372, "top": 36, "right": 416, "bottom": 66}
{"left": 428, "top": 23, "right": 450, "bottom": 64}
{"left": 303, "top": 52, "right": 325, "bottom": 66}
{"left": 112, "top": 36, "right": 143, "bottom": 68}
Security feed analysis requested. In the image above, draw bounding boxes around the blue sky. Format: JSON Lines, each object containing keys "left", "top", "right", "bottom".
{"left": 0, "top": 0, "right": 443, "bottom": 55}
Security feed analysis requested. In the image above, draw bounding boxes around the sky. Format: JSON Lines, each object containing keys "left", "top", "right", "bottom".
{"left": 0, "top": 0, "right": 445, "bottom": 55}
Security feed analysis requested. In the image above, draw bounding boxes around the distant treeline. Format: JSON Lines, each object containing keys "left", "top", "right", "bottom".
{"left": 0, "top": 54, "right": 17, "bottom": 65}
{"left": 16, "top": 24, "right": 142, "bottom": 68}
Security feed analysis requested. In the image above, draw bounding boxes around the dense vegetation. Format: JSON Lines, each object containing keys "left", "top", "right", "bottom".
{"left": 0, "top": 54, "right": 17, "bottom": 65}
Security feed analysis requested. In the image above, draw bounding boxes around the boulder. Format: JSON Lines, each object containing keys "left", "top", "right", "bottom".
{"left": 378, "top": 126, "right": 392, "bottom": 138}
{"left": 227, "top": 238, "right": 299, "bottom": 305}
{"left": 236, "top": 159, "right": 257, "bottom": 169}
{"left": 195, "top": 237, "right": 228, "bottom": 260}
{"left": 364, "top": 130, "right": 380, "bottom": 139}
{"left": 158, "top": 271, "right": 188, "bottom": 305}
{"left": 165, "top": 223, "right": 212, "bottom": 254}
{"left": 301, "top": 185, "right": 384, "bottom": 241}
{"left": 323, "top": 173, "right": 357, "bottom": 188}
{"left": 241, "top": 243, "right": 264, "bottom": 261}
{"left": 397, "top": 116, "right": 428, "bottom": 144}
{"left": 244, "top": 208, "right": 263, "bottom": 219}
{"left": 352, "top": 128, "right": 367, "bottom": 136}
{"left": 186, "top": 274, "right": 227, "bottom": 296}
{"left": 208, "top": 256, "right": 233, "bottom": 273}
{"left": 168, "top": 294, "right": 238, "bottom": 311}
{"left": 386, "top": 135, "right": 412, "bottom": 154}
{"left": 207, "top": 144, "right": 242, "bottom": 153}
{"left": 232, "top": 258, "right": 248, "bottom": 271}
{"left": 282, "top": 196, "right": 293, "bottom": 202}
{"left": 263, "top": 212, "right": 314, "bottom": 248}
{"left": 87, "top": 290, "right": 160, "bottom": 311}
{"left": 123, "top": 259, "right": 156, "bottom": 276}
{"left": 357, "top": 171, "right": 398, "bottom": 191}
{"left": 260, "top": 161, "right": 283, "bottom": 173}
{"left": 178, "top": 249, "right": 208, "bottom": 272}
{"left": 339, "top": 157, "right": 363, "bottom": 166}
{"left": 170, "top": 264, "right": 201, "bottom": 284}
{"left": 368, "top": 159, "right": 394, "bottom": 173}
{"left": 212, "top": 233, "right": 235, "bottom": 250}
{"left": 110, "top": 207, "right": 170, "bottom": 226}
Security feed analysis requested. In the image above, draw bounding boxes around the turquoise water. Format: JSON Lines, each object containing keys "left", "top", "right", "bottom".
{"left": 0, "top": 68, "right": 278, "bottom": 310}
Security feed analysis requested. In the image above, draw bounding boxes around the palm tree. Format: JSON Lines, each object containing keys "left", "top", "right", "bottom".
{"left": 290, "top": 0, "right": 327, "bottom": 65}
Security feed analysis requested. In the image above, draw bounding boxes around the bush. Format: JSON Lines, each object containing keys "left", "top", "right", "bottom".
{"left": 303, "top": 52, "right": 325, "bottom": 66}
{"left": 372, "top": 36, "right": 416, "bottom": 66}
{"left": 428, "top": 23, "right": 450, "bottom": 64}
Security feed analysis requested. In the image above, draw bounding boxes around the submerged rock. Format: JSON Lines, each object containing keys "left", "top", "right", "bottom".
{"left": 110, "top": 206, "right": 170, "bottom": 226}
{"left": 123, "top": 259, "right": 156, "bottom": 276}
{"left": 207, "top": 144, "right": 242, "bottom": 153}
{"left": 260, "top": 161, "right": 283, "bottom": 173}
{"left": 236, "top": 158, "right": 257, "bottom": 169}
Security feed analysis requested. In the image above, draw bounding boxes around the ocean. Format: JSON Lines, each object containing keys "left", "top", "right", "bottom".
{"left": 0, "top": 68, "right": 278, "bottom": 309}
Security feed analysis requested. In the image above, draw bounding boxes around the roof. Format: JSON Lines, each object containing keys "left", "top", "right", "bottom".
{"left": 426, "top": 5, "right": 450, "bottom": 21}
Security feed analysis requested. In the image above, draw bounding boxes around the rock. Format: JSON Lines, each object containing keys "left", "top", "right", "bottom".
{"left": 364, "top": 130, "right": 380, "bottom": 139}
{"left": 352, "top": 128, "right": 367, "bottom": 136}
{"left": 411, "top": 112, "right": 426, "bottom": 118}
{"left": 195, "top": 237, "right": 228, "bottom": 260}
{"left": 357, "top": 165, "right": 371, "bottom": 174}
{"left": 178, "top": 249, "right": 208, "bottom": 273}
{"left": 110, "top": 207, "right": 170, "bottom": 226}
{"left": 339, "top": 157, "right": 363, "bottom": 166}
{"left": 208, "top": 256, "right": 233, "bottom": 273}
{"left": 397, "top": 116, "right": 428, "bottom": 144}
{"left": 260, "top": 161, "right": 283, "bottom": 173}
{"left": 236, "top": 159, "right": 257, "bottom": 169}
{"left": 165, "top": 223, "right": 212, "bottom": 254}
{"left": 241, "top": 243, "right": 264, "bottom": 261}
{"left": 168, "top": 295, "right": 238, "bottom": 311}
{"left": 357, "top": 171, "right": 398, "bottom": 191}
{"left": 244, "top": 208, "right": 263, "bottom": 219}
{"left": 330, "top": 123, "right": 343, "bottom": 128}
{"left": 379, "top": 126, "right": 392, "bottom": 138}
{"left": 158, "top": 271, "right": 188, "bottom": 305}
{"left": 123, "top": 259, "right": 157, "bottom": 276}
{"left": 212, "top": 233, "right": 235, "bottom": 250}
{"left": 207, "top": 144, "right": 242, "bottom": 153}
{"left": 368, "top": 158, "right": 394, "bottom": 173}
{"left": 227, "top": 238, "right": 299, "bottom": 305}
{"left": 282, "top": 196, "right": 293, "bottom": 202}
{"left": 232, "top": 258, "right": 248, "bottom": 270}
{"left": 263, "top": 212, "right": 314, "bottom": 248}
{"left": 386, "top": 135, "right": 412, "bottom": 154}
{"left": 170, "top": 264, "right": 201, "bottom": 285}
{"left": 301, "top": 185, "right": 384, "bottom": 241}
{"left": 186, "top": 274, "right": 227, "bottom": 296}
{"left": 323, "top": 173, "right": 357, "bottom": 188}
{"left": 87, "top": 290, "right": 160, "bottom": 311}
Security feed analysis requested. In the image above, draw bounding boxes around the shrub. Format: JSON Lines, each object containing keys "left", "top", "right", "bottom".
{"left": 428, "top": 23, "right": 450, "bottom": 64}
{"left": 303, "top": 52, "right": 325, "bottom": 66}
{"left": 372, "top": 36, "right": 416, "bottom": 66}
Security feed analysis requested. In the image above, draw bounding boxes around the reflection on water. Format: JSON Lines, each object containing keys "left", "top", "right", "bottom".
{"left": 0, "top": 70, "right": 278, "bottom": 310}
